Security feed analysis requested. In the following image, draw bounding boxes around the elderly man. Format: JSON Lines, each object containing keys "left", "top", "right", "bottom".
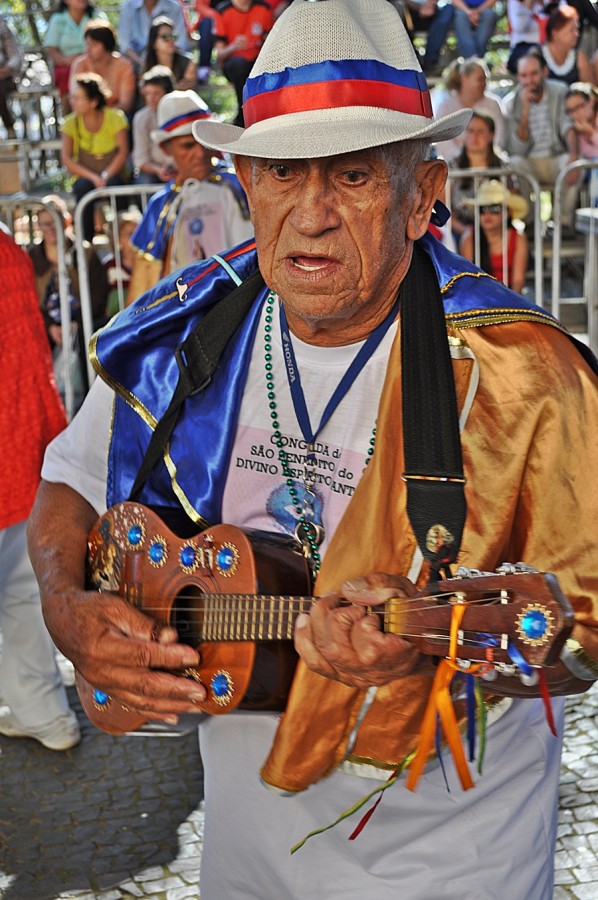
{"left": 29, "top": 1, "right": 598, "bottom": 898}
{"left": 127, "top": 89, "right": 253, "bottom": 302}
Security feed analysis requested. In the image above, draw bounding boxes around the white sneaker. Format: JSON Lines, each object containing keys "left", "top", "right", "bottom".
{"left": 0, "top": 709, "right": 81, "bottom": 751}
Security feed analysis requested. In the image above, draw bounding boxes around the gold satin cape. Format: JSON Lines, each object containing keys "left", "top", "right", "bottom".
{"left": 260, "top": 317, "right": 598, "bottom": 794}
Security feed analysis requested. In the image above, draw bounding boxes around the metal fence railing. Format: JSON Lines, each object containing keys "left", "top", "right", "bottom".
{"left": 73, "top": 184, "right": 161, "bottom": 387}
{"left": 0, "top": 194, "right": 76, "bottom": 418}
{"left": 446, "top": 167, "right": 544, "bottom": 305}
{"left": 551, "top": 159, "right": 598, "bottom": 355}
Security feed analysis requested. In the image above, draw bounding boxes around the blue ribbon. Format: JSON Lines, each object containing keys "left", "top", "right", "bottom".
{"left": 466, "top": 673, "right": 477, "bottom": 762}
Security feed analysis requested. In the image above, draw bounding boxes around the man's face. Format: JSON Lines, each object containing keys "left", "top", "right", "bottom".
{"left": 235, "top": 147, "right": 446, "bottom": 345}
{"left": 163, "top": 134, "right": 212, "bottom": 183}
{"left": 517, "top": 58, "right": 545, "bottom": 100}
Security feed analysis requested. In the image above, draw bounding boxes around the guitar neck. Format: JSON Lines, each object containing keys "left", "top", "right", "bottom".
{"left": 201, "top": 593, "right": 313, "bottom": 642}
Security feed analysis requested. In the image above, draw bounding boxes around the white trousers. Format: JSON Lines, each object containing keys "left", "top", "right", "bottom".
{"left": 198, "top": 696, "right": 564, "bottom": 899}
{"left": 0, "top": 520, "right": 70, "bottom": 727}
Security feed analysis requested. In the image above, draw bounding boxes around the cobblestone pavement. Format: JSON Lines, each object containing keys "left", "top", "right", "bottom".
{"left": 0, "top": 662, "right": 596, "bottom": 900}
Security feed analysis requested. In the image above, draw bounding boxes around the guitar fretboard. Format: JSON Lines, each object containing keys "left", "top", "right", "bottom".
{"left": 201, "top": 594, "right": 313, "bottom": 641}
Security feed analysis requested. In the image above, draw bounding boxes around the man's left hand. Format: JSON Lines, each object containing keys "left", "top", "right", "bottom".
{"left": 294, "top": 573, "right": 433, "bottom": 688}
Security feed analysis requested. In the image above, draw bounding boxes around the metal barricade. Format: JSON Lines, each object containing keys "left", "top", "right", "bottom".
{"left": 0, "top": 194, "right": 76, "bottom": 419}
{"left": 551, "top": 159, "right": 598, "bottom": 354}
{"left": 446, "top": 167, "right": 543, "bottom": 304}
{"left": 73, "top": 184, "right": 161, "bottom": 387}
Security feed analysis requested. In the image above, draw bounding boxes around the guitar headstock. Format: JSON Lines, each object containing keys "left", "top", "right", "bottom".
{"left": 385, "top": 566, "right": 575, "bottom": 670}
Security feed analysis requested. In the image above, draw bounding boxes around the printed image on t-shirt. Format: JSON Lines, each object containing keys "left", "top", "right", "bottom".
{"left": 226, "top": 425, "right": 370, "bottom": 557}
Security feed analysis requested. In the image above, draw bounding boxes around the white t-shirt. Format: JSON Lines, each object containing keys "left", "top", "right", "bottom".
{"left": 42, "top": 297, "right": 397, "bottom": 558}
{"left": 221, "top": 298, "right": 397, "bottom": 555}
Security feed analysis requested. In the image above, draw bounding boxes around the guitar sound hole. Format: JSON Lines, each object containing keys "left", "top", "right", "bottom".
{"left": 171, "top": 585, "right": 205, "bottom": 646}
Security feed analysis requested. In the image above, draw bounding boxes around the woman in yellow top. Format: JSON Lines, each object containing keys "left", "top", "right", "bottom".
{"left": 61, "top": 72, "right": 129, "bottom": 241}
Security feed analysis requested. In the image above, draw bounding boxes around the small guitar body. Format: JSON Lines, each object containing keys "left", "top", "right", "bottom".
{"left": 76, "top": 502, "right": 311, "bottom": 733}
{"left": 77, "top": 502, "right": 575, "bottom": 736}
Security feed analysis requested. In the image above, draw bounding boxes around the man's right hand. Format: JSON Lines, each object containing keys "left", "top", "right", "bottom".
{"left": 28, "top": 482, "right": 205, "bottom": 725}
{"left": 48, "top": 586, "right": 205, "bottom": 722}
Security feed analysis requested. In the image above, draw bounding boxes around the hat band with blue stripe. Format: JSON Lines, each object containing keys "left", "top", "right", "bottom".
{"left": 243, "top": 59, "right": 432, "bottom": 127}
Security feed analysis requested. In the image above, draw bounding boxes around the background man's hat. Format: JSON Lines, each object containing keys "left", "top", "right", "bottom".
{"left": 193, "top": 0, "right": 471, "bottom": 158}
{"left": 152, "top": 90, "right": 214, "bottom": 145}
{"left": 465, "top": 180, "right": 529, "bottom": 220}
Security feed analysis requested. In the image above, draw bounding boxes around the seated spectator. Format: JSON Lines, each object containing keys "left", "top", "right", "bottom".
{"left": 507, "top": 0, "right": 546, "bottom": 74}
{"left": 28, "top": 195, "right": 108, "bottom": 405}
{"left": 103, "top": 209, "right": 142, "bottom": 317}
{"left": 435, "top": 57, "right": 506, "bottom": 160}
{"left": 132, "top": 65, "right": 176, "bottom": 184}
{"left": 185, "top": 0, "right": 217, "bottom": 81}
{"left": 542, "top": 5, "right": 593, "bottom": 85}
{"left": 213, "top": 0, "right": 275, "bottom": 126}
{"left": 565, "top": 81, "right": 598, "bottom": 159}
{"left": 404, "top": 0, "right": 454, "bottom": 76}
{"left": 460, "top": 179, "right": 530, "bottom": 294}
{"left": 60, "top": 73, "right": 130, "bottom": 242}
{"left": 43, "top": 0, "right": 105, "bottom": 113}
{"left": 143, "top": 16, "right": 197, "bottom": 90}
{"left": 502, "top": 46, "right": 580, "bottom": 228}
{"left": 69, "top": 21, "right": 137, "bottom": 117}
{"left": 118, "top": 0, "right": 189, "bottom": 73}
{"left": 0, "top": 14, "right": 21, "bottom": 139}
{"left": 451, "top": 0, "right": 499, "bottom": 60}
{"left": 127, "top": 90, "right": 253, "bottom": 302}
{"left": 445, "top": 110, "right": 514, "bottom": 243}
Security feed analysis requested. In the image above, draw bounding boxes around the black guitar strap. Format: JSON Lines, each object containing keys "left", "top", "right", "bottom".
{"left": 128, "top": 268, "right": 265, "bottom": 501}
{"left": 400, "top": 244, "right": 467, "bottom": 582}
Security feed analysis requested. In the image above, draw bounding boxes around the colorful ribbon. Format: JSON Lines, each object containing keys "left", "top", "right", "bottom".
{"left": 406, "top": 604, "right": 482, "bottom": 792}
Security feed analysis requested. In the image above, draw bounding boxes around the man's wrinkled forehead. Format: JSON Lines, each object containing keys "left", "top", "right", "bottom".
{"left": 240, "top": 141, "right": 425, "bottom": 172}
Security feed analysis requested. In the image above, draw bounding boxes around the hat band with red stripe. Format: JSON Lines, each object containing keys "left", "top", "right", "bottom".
{"left": 242, "top": 59, "right": 432, "bottom": 127}
{"left": 160, "top": 108, "right": 213, "bottom": 134}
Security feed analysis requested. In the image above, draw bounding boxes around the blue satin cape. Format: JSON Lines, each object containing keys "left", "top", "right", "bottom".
{"left": 90, "top": 232, "right": 573, "bottom": 527}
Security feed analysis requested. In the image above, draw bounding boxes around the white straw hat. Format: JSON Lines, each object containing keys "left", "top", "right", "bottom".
{"left": 193, "top": 0, "right": 471, "bottom": 158}
{"left": 152, "top": 90, "right": 215, "bottom": 145}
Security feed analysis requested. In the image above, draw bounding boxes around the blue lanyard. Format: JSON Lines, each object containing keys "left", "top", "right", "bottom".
{"left": 279, "top": 296, "right": 400, "bottom": 448}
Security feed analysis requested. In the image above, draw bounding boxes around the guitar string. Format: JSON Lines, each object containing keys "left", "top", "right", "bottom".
{"left": 111, "top": 591, "right": 530, "bottom": 648}
{"left": 109, "top": 591, "right": 516, "bottom": 616}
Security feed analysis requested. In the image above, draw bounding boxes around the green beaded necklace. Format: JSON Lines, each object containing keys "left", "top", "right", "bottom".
{"left": 264, "top": 291, "right": 377, "bottom": 575}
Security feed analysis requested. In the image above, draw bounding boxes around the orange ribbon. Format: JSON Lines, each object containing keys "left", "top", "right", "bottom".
{"left": 406, "top": 603, "right": 481, "bottom": 792}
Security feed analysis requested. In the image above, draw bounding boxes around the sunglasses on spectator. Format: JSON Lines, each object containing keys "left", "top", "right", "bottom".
{"left": 480, "top": 205, "right": 504, "bottom": 214}
{"left": 158, "top": 32, "right": 177, "bottom": 40}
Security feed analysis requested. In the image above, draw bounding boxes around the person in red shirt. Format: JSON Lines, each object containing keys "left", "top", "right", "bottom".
{"left": 213, "top": 0, "right": 274, "bottom": 125}
{"left": 0, "top": 226, "right": 80, "bottom": 751}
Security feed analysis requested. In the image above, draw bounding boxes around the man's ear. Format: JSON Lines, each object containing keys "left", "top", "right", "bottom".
{"left": 161, "top": 138, "right": 173, "bottom": 158}
{"left": 406, "top": 158, "right": 448, "bottom": 241}
{"left": 234, "top": 155, "right": 253, "bottom": 199}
